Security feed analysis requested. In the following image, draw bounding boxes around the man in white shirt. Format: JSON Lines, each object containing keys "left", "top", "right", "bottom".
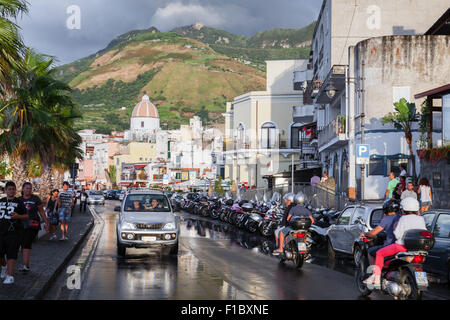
{"left": 364, "top": 197, "right": 426, "bottom": 288}
{"left": 401, "top": 182, "right": 418, "bottom": 200}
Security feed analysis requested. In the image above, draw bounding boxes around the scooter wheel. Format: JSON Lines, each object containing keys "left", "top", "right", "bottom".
{"left": 354, "top": 265, "right": 372, "bottom": 297}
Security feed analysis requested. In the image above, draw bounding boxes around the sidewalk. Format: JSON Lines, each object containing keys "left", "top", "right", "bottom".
{"left": 0, "top": 206, "right": 94, "bottom": 300}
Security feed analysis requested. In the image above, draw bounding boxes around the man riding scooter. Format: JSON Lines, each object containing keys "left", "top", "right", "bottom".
{"left": 360, "top": 199, "right": 402, "bottom": 265}
{"left": 363, "top": 197, "right": 426, "bottom": 288}
{"left": 274, "top": 193, "right": 295, "bottom": 252}
{"left": 273, "top": 192, "right": 314, "bottom": 254}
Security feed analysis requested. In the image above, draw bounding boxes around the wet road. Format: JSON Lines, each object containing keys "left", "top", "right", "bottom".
{"left": 43, "top": 201, "right": 449, "bottom": 300}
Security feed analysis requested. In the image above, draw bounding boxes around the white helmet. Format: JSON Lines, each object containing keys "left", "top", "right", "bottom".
{"left": 400, "top": 197, "right": 420, "bottom": 213}
{"left": 283, "top": 193, "right": 295, "bottom": 202}
{"left": 294, "top": 192, "right": 307, "bottom": 204}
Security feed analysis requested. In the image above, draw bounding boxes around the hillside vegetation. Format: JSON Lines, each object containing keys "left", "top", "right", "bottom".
{"left": 56, "top": 23, "right": 315, "bottom": 134}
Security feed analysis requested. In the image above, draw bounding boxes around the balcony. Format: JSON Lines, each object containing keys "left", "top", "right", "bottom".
{"left": 293, "top": 70, "right": 313, "bottom": 91}
{"left": 293, "top": 105, "right": 315, "bottom": 124}
{"left": 318, "top": 115, "right": 348, "bottom": 152}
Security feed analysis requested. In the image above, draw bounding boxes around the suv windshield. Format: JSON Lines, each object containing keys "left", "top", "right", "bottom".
{"left": 124, "top": 194, "right": 170, "bottom": 212}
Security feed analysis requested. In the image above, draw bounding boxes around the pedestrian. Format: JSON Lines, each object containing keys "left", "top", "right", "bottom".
{"left": 320, "top": 172, "right": 329, "bottom": 183}
{"left": 45, "top": 189, "right": 59, "bottom": 240}
{"left": 399, "top": 165, "right": 407, "bottom": 190}
{"left": 417, "top": 178, "right": 432, "bottom": 214}
{"left": 400, "top": 182, "right": 418, "bottom": 201}
{"left": 310, "top": 174, "right": 320, "bottom": 187}
{"left": 57, "top": 182, "right": 74, "bottom": 241}
{"left": 79, "top": 188, "right": 88, "bottom": 213}
{"left": 384, "top": 172, "right": 399, "bottom": 199}
{"left": 392, "top": 182, "right": 404, "bottom": 200}
{"left": 18, "top": 182, "right": 49, "bottom": 272}
{"left": 0, "top": 181, "right": 28, "bottom": 284}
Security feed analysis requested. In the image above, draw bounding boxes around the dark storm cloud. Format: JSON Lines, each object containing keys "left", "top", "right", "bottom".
{"left": 18, "top": 0, "right": 322, "bottom": 65}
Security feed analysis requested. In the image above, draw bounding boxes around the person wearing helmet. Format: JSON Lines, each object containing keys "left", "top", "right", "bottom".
{"left": 273, "top": 192, "right": 314, "bottom": 254}
{"left": 364, "top": 197, "right": 426, "bottom": 288}
{"left": 274, "top": 193, "right": 296, "bottom": 250}
{"left": 360, "top": 199, "right": 402, "bottom": 264}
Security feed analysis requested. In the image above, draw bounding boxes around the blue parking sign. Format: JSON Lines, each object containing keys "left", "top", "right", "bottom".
{"left": 356, "top": 144, "right": 370, "bottom": 165}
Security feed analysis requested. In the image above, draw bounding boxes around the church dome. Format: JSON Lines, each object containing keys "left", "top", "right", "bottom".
{"left": 132, "top": 95, "right": 159, "bottom": 118}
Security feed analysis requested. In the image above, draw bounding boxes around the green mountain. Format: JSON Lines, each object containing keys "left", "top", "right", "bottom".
{"left": 56, "top": 23, "right": 315, "bottom": 134}
{"left": 172, "top": 22, "right": 315, "bottom": 69}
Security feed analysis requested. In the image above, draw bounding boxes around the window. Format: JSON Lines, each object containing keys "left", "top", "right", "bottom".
{"left": 350, "top": 207, "right": 367, "bottom": 225}
{"left": 237, "top": 123, "right": 245, "bottom": 144}
{"left": 291, "top": 123, "right": 302, "bottom": 149}
{"left": 433, "top": 172, "right": 441, "bottom": 188}
{"left": 388, "top": 159, "right": 408, "bottom": 177}
{"left": 369, "top": 159, "right": 384, "bottom": 176}
{"left": 422, "top": 213, "right": 436, "bottom": 232}
{"left": 261, "top": 122, "right": 277, "bottom": 149}
{"left": 141, "top": 121, "right": 145, "bottom": 128}
{"left": 337, "top": 207, "right": 354, "bottom": 225}
{"left": 124, "top": 194, "right": 170, "bottom": 212}
{"left": 370, "top": 209, "right": 384, "bottom": 228}
{"left": 433, "top": 214, "right": 450, "bottom": 238}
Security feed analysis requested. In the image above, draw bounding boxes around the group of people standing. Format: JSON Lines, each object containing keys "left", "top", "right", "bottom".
{"left": 385, "top": 166, "right": 433, "bottom": 213}
{"left": 0, "top": 181, "right": 85, "bottom": 285}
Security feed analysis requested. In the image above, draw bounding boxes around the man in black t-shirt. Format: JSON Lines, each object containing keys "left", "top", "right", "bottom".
{"left": 19, "top": 182, "right": 49, "bottom": 272}
{"left": 0, "top": 181, "right": 28, "bottom": 285}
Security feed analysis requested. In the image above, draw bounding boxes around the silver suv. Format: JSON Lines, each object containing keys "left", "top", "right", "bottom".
{"left": 115, "top": 190, "right": 179, "bottom": 257}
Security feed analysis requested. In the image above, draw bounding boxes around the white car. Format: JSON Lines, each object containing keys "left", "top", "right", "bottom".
{"left": 87, "top": 191, "right": 105, "bottom": 205}
{"left": 118, "top": 190, "right": 126, "bottom": 201}
{"left": 115, "top": 190, "right": 179, "bottom": 257}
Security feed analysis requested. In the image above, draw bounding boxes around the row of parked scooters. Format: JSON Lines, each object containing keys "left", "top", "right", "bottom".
{"left": 171, "top": 191, "right": 340, "bottom": 246}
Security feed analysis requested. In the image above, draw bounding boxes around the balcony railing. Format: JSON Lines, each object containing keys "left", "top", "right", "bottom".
{"left": 318, "top": 115, "right": 347, "bottom": 150}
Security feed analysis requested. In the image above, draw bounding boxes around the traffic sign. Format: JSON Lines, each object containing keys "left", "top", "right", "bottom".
{"left": 356, "top": 144, "right": 370, "bottom": 165}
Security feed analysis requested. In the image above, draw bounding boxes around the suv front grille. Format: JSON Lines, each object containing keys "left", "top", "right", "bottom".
{"left": 135, "top": 223, "right": 163, "bottom": 230}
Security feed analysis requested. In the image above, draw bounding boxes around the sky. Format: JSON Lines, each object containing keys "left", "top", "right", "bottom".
{"left": 17, "top": 0, "right": 322, "bottom": 65}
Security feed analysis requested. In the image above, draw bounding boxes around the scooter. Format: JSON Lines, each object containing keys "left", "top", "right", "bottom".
{"left": 354, "top": 219, "right": 435, "bottom": 300}
{"left": 277, "top": 217, "right": 313, "bottom": 270}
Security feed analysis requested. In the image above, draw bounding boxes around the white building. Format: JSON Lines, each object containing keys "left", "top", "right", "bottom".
{"left": 125, "top": 94, "right": 160, "bottom": 142}
{"left": 307, "top": 0, "right": 450, "bottom": 200}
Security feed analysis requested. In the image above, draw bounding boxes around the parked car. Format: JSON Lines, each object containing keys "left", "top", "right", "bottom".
{"left": 115, "top": 190, "right": 179, "bottom": 257}
{"left": 106, "top": 190, "right": 117, "bottom": 200}
{"left": 87, "top": 191, "right": 105, "bottom": 205}
{"left": 326, "top": 203, "right": 384, "bottom": 265}
{"left": 421, "top": 210, "right": 450, "bottom": 284}
{"left": 118, "top": 190, "right": 126, "bottom": 201}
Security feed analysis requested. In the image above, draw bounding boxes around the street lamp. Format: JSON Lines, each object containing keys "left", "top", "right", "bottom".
{"left": 325, "top": 83, "right": 337, "bottom": 99}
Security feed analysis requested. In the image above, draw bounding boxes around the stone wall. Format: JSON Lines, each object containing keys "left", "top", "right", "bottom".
{"left": 419, "top": 158, "right": 450, "bottom": 209}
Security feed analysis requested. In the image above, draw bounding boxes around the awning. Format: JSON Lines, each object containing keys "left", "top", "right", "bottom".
{"left": 119, "top": 182, "right": 132, "bottom": 186}
{"left": 134, "top": 164, "right": 147, "bottom": 170}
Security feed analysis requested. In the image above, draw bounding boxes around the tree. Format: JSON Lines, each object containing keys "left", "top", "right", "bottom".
{"left": 214, "top": 176, "right": 224, "bottom": 195}
{"left": 0, "top": 49, "right": 83, "bottom": 196}
{"left": 382, "top": 98, "right": 419, "bottom": 178}
{"left": 0, "top": 0, "right": 28, "bottom": 95}
{"left": 0, "top": 160, "right": 11, "bottom": 179}
{"left": 108, "top": 165, "right": 117, "bottom": 186}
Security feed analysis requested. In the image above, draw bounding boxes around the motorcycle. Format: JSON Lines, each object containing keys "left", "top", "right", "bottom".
{"left": 354, "top": 217, "right": 435, "bottom": 300}
{"left": 278, "top": 217, "right": 313, "bottom": 270}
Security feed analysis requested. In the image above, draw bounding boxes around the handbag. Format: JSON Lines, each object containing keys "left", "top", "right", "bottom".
{"left": 27, "top": 219, "right": 40, "bottom": 230}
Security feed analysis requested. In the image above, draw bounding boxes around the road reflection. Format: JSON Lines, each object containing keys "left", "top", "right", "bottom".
{"left": 178, "top": 212, "right": 356, "bottom": 277}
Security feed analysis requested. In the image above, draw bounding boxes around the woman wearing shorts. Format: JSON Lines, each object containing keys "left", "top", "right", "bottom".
{"left": 417, "top": 178, "right": 432, "bottom": 214}
{"left": 45, "top": 189, "right": 59, "bottom": 240}
{"left": 19, "top": 182, "right": 49, "bottom": 272}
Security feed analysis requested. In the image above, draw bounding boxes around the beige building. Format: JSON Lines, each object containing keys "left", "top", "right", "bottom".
{"left": 223, "top": 60, "right": 316, "bottom": 188}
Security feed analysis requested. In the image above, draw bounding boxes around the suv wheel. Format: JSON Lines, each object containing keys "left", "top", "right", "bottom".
{"left": 170, "top": 241, "right": 179, "bottom": 255}
{"left": 117, "top": 240, "right": 126, "bottom": 257}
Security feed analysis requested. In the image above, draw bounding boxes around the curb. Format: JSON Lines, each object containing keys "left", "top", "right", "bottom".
{"left": 27, "top": 208, "right": 95, "bottom": 300}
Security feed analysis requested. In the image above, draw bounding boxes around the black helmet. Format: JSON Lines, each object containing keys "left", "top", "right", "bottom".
{"left": 382, "top": 199, "right": 401, "bottom": 215}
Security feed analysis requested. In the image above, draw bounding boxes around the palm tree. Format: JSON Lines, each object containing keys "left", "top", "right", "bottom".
{"left": 0, "top": 0, "right": 28, "bottom": 95}
{"left": 382, "top": 98, "right": 419, "bottom": 178}
{"left": 0, "top": 49, "right": 82, "bottom": 194}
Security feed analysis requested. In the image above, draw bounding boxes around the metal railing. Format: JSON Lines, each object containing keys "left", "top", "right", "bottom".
{"left": 318, "top": 115, "right": 347, "bottom": 149}
{"left": 235, "top": 183, "right": 350, "bottom": 211}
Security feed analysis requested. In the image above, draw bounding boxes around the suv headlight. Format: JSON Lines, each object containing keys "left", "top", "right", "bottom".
{"left": 121, "top": 221, "right": 136, "bottom": 230}
{"left": 162, "top": 222, "right": 176, "bottom": 230}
